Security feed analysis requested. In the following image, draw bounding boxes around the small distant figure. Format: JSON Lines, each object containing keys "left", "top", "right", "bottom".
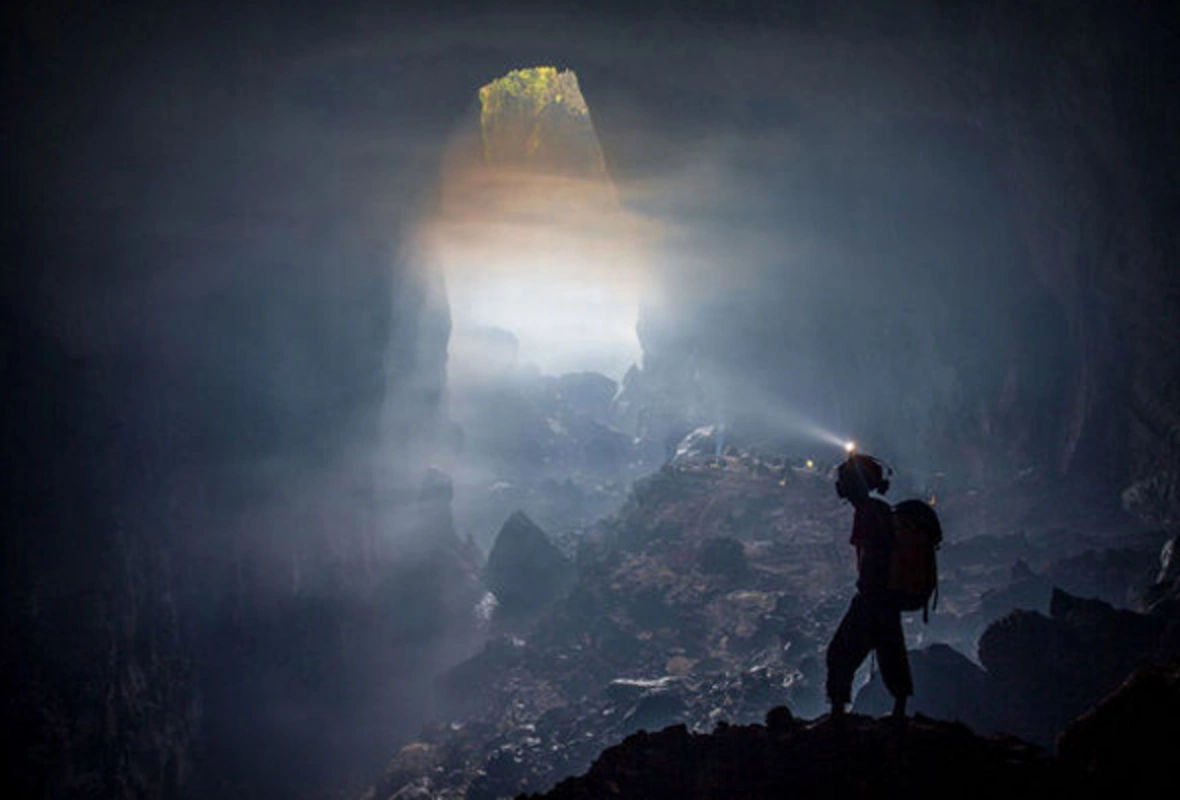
{"left": 826, "top": 453, "right": 913, "bottom": 720}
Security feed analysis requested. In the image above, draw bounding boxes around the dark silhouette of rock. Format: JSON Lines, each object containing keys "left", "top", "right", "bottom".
{"left": 852, "top": 589, "right": 1179, "bottom": 747}
{"left": 485, "top": 512, "right": 573, "bottom": 621}
{"left": 522, "top": 715, "right": 1060, "bottom": 800}
{"left": 854, "top": 643, "right": 991, "bottom": 727}
{"left": 1057, "top": 662, "right": 1180, "bottom": 794}
{"left": 562, "top": 416, "right": 631, "bottom": 470}
{"left": 556, "top": 372, "right": 618, "bottom": 422}
{"left": 1045, "top": 547, "right": 1160, "bottom": 608}
{"left": 622, "top": 689, "right": 688, "bottom": 734}
{"left": 978, "top": 588, "right": 1169, "bottom": 744}
{"left": 764, "top": 704, "right": 795, "bottom": 735}
{"left": 979, "top": 559, "right": 1053, "bottom": 620}
{"left": 367, "top": 453, "right": 1173, "bottom": 800}
{"left": 518, "top": 662, "right": 1180, "bottom": 800}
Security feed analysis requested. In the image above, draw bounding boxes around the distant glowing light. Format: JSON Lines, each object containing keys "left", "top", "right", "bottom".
{"left": 844, "top": 441, "right": 857, "bottom": 454}
{"left": 424, "top": 160, "right": 652, "bottom": 380}
{"left": 805, "top": 459, "right": 815, "bottom": 469}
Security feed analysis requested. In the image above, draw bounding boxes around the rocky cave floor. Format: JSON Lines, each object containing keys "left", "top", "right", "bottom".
{"left": 364, "top": 452, "right": 1180, "bottom": 800}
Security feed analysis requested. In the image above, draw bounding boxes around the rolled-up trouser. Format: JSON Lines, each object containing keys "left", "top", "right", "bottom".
{"left": 825, "top": 592, "right": 913, "bottom": 706}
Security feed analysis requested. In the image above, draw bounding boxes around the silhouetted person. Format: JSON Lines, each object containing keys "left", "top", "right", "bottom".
{"left": 826, "top": 453, "right": 912, "bottom": 719}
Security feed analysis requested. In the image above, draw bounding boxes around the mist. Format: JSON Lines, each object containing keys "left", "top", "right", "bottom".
{"left": 5, "top": 2, "right": 1179, "bottom": 798}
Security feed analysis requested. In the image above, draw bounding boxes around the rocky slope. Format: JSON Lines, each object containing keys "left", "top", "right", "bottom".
{"left": 526, "top": 712, "right": 1057, "bottom": 800}
{"left": 856, "top": 584, "right": 1179, "bottom": 745}
{"left": 364, "top": 444, "right": 1167, "bottom": 799}
{"left": 527, "top": 660, "right": 1180, "bottom": 800}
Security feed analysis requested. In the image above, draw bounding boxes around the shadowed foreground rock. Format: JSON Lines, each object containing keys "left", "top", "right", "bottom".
{"left": 520, "top": 660, "right": 1180, "bottom": 800}
{"left": 522, "top": 712, "right": 1059, "bottom": 800}
{"left": 1058, "top": 662, "right": 1180, "bottom": 794}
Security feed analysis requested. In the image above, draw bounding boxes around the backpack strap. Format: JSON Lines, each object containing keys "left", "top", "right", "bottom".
{"left": 923, "top": 584, "right": 939, "bottom": 624}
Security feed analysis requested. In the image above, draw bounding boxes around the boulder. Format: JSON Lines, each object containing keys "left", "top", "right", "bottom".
{"left": 978, "top": 588, "right": 1169, "bottom": 744}
{"left": 1058, "top": 662, "right": 1180, "bottom": 794}
{"left": 523, "top": 714, "right": 1059, "bottom": 800}
{"left": 484, "top": 511, "right": 573, "bottom": 620}
{"left": 853, "top": 643, "right": 991, "bottom": 728}
{"left": 979, "top": 559, "right": 1052, "bottom": 621}
{"left": 669, "top": 426, "right": 724, "bottom": 467}
{"left": 557, "top": 372, "right": 618, "bottom": 422}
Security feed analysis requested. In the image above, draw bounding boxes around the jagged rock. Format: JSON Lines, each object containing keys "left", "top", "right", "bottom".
{"left": 764, "top": 705, "right": 795, "bottom": 735}
{"left": 1057, "top": 662, "right": 1180, "bottom": 794}
{"left": 458, "top": 325, "right": 521, "bottom": 376}
{"left": 523, "top": 715, "right": 1060, "bottom": 800}
{"left": 375, "top": 461, "right": 1165, "bottom": 800}
{"left": 978, "top": 588, "right": 1169, "bottom": 744}
{"left": 435, "top": 635, "right": 530, "bottom": 721}
{"left": 979, "top": 559, "right": 1053, "bottom": 621}
{"left": 560, "top": 416, "right": 631, "bottom": 469}
{"left": 669, "top": 426, "right": 724, "bottom": 467}
{"left": 449, "top": 360, "right": 640, "bottom": 549}
{"left": 485, "top": 512, "right": 573, "bottom": 620}
{"left": 1045, "top": 547, "right": 1160, "bottom": 608}
{"left": 1120, "top": 475, "right": 1177, "bottom": 528}
{"left": 622, "top": 690, "right": 687, "bottom": 733}
{"left": 854, "top": 643, "right": 991, "bottom": 728}
{"left": 556, "top": 372, "right": 618, "bottom": 422}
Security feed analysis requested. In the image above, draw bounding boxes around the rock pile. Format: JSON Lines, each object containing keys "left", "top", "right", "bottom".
{"left": 365, "top": 451, "right": 1171, "bottom": 799}
{"left": 525, "top": 711, "right": 1058, "bottom": 800}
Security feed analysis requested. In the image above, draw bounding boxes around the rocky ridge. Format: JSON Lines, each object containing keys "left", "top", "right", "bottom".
{"left": 365, "top": 443, "right": 1171, "bottom": 800}
{"left": 527, "top": 660, "right": 1180, "bottom": 800}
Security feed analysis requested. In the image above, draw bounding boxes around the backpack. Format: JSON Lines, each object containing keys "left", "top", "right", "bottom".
{"left": 888, "top": 499, "right": 943, "bottom": 621}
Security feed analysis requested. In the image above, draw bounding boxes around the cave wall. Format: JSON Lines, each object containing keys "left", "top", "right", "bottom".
{"left": 619, "top": 1, "right": 1180, "bottom": 516}
{"left": 5, "top": 3, "right": 1179, "bottom": 797}
{"left": 1, "top": 317, "right": 198, "bottom": 799}
{"left": 2, "top": 9, "right": 472, "bottom": 798}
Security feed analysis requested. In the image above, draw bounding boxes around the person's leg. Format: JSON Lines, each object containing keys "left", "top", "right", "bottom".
{"left": 891, "top": 696, "right": 908, "bottom": 719}
{"left": 873, "top": 608, "right": 913, "bottom": 718}
{"left": 825, "top": 595, "right": 874, "bottom": 715}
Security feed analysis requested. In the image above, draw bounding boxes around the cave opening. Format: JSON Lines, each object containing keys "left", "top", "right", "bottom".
{"left": 427, "top": 66, "right": 649, "bottom": 383}
{"left": 416, "top": 66, "right": 657, "bottom": 548}
{"left": 9, "top": 5, "right": 1180, "bottom": 800}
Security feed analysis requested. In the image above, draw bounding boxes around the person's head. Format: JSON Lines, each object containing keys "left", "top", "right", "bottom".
{"left": 834, "top": 453, "right": 890, "bottom": 502}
